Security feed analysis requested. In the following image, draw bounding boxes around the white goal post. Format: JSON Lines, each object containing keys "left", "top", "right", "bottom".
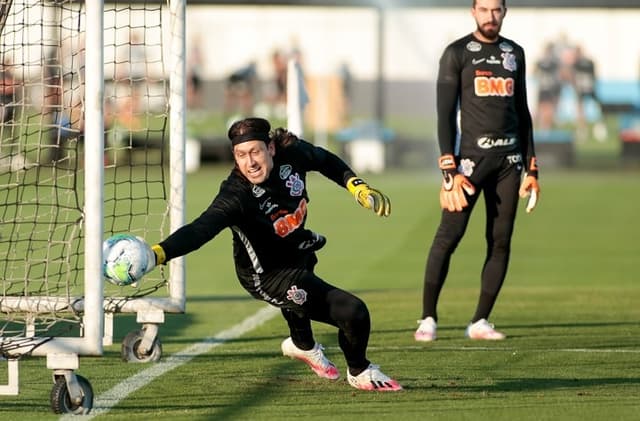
{"left": 0, "top": 0, "right": 186, "bottom": 413}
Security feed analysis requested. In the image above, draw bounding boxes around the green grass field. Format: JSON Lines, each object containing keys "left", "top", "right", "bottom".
{"left": 1, "top": 164, "right": 640, "bottom": 420}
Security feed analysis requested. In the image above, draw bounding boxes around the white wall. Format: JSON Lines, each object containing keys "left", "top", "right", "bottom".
{"left": 187, "top": 6, "right": 640, "bottom": 82}
{"left": 5, "top": 4, "right": 637, "bottom": 83}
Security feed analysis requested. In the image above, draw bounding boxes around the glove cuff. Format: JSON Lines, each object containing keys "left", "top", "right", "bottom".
{"left": 151, "top": 244, "right": 166, "bottom": 265}
{"left": 526, "top": 157, "right": 539, "bottom": 179}
{"left": 439, "top": 154, "right": 458, "bottom": 191}
{"left": 439, "top": 154, "right": 457, "bottom": 176}
{"left": 346, "top": 177, "right": 366, "bottom": 195}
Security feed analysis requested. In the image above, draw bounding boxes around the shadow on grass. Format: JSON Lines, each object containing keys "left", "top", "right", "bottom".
{"left": 371, "top": 320, "right": 640, "bottom": 336}
{"left": 455, "top": 376, "right": 640, "bottom": 393}
{"left": 103, "top": 355, "right": 346, "bottom": 418}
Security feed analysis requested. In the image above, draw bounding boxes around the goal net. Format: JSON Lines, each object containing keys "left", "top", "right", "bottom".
{"left": 0, "top": 0, "right": 186, "bottom": 402}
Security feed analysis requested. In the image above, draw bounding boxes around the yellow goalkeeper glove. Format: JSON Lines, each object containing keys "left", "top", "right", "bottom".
{"left": 346, "top": 177, "right": 391, "bottom": 217}
{"left": 151, "top": 244, "right": 166, "bottom": 265}
{"left": 438, "top": 154, "right": 475, "bottom": 212}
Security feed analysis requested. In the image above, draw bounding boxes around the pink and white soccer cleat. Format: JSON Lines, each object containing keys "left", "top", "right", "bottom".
{"left": 347, "top": 364, "right": 403, "bottom": 391}
{"left": 281, "top": 337, "right": 340, "bottom": 380}
{"left": 414, "top": 317, "right": 437, "bottom": 342}
{"left": 465, "top": 318, "right": 506, "bottom": 340}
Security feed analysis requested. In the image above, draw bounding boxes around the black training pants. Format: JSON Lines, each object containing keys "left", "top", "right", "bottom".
{"left": 421, "top": 153, "right": 522, "bottom": 322}
{"left": 238, "top": 256, "right": 371, "bottom": 371}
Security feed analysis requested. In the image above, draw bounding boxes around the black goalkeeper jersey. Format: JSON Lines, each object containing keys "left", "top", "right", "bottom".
{"left": 158, "top": 139, "right": 355, "bottom": 277}
{"left": 436, "top": 33, "right": 535, "bottom": 165}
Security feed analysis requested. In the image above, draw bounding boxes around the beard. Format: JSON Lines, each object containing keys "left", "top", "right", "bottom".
{"left": 476, "top": 21, "right": 501, "bottom": 40}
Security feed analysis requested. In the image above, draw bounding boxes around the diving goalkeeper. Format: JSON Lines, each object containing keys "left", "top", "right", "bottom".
{"left": 140, "top": 117, "right": 401, "bottom": 391}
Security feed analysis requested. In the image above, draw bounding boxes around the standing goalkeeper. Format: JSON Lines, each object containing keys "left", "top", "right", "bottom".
{"left": 414, "top": 0, "right": 540, "bottom": 342}
{"left": 143, "top": 117, "right": 401, "bottom": 391}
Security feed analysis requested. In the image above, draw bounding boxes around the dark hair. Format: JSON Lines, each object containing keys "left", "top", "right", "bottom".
{"left": 473, "top": 0, "right": 506, "bottom": 6}
{"left": 272, "top": 127, "right": 298, "bottom": 149}
{"left": 227, "top": 117, "right": 271, "bottom": 144}
{"left": 227, "top": 117, "right": 298, "bottom": 150}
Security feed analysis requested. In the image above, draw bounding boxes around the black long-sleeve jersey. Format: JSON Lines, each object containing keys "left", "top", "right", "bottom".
{"left": 437, "top": 33, "right": 537, "bottom": 173}
{"left": 158, "top": 139, "right": 356, "bottom": 277}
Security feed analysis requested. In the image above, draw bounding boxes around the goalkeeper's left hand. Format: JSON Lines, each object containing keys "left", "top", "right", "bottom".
{"left": 138, "top": 243, "right": 166, "bottom": 279}
{"left": 346, "top": 177, "right": 391, "bottom": 217}
{"left": 519, "top": 174, "right": 540, "bottom": 213}
{"left": 128, "top": 243, "right": 165, "bottom": 287}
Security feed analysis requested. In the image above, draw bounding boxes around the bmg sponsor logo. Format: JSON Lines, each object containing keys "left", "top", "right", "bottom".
{"left": 474, "top": 76, "right": 514, "bottom": 97}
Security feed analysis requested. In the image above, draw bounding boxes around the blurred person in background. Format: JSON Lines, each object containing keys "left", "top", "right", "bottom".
{"left": 415, "top": 0, "right": 540, "bottom": 342}
{"left": 535, "top": 42, "right": 562, "bottom": 130}
{"left": 140, "top": 117, "right": 402, "bottom": 391}
{"left": 223, "top": 61, "right": 258, "bottom": 122}
{"left": 0, "top": 59, "right": 28, "bottom": 171}
{"left": 572, "top": 45, "right": 605, "bottom": 141}
{"left": 187, "top": 36, "right": 204, "bottom": 109}
{"left": 1, "top": 59, "right": 16, "bottom": 125}
{"left": 271, "top": 49, "right": 288, "bottom": 107}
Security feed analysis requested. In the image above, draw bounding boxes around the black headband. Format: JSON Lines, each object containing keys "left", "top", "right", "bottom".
{"left": 230, "top": 132, "right": 270, "bottom": 146}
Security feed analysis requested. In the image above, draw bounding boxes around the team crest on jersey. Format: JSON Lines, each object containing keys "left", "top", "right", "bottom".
{"left": 499, "top": 41, "right": 513, "bottom": 52}
{"left": 285, "top": 173, "right": 304, "bottom": 196}
{"left": 286, "top": 285, "right": 307, "bottom": 305}
{"left": 279, "top": 164, "right": 292, "bottom": 180}
{"left": 252, "top": 185, "right": 266, "bottom": 197}
{"left": 502, "top": 52, "right": 517, "bottom": 72}
{"left": 459, "top": 158, "right": 476, "bottom": 177}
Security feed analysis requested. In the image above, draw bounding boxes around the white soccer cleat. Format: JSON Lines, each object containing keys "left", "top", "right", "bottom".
{"left": 465, "top": 318, "right": 506, "bottom": 340}
{"left": 414, "top": 317, "right": 437, "bottom": 342}
{"left": 281, "top": 337, "right": 340, "bottom": 380}
{"left": 347, "top": 364, "right": 403, "bottom": 392}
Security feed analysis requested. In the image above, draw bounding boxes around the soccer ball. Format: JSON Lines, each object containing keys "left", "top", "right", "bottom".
{"left": 103, "top": 233, "right": 155, "bottom": 286}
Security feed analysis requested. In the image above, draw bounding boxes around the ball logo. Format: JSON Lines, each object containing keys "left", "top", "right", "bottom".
{"left": 103, "top": 234, "right": 152, "bottom": 286}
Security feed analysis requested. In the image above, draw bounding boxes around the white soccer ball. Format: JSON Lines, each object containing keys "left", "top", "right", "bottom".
{"left": 103, "top": 234, "right": 154, "bottom": 286}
